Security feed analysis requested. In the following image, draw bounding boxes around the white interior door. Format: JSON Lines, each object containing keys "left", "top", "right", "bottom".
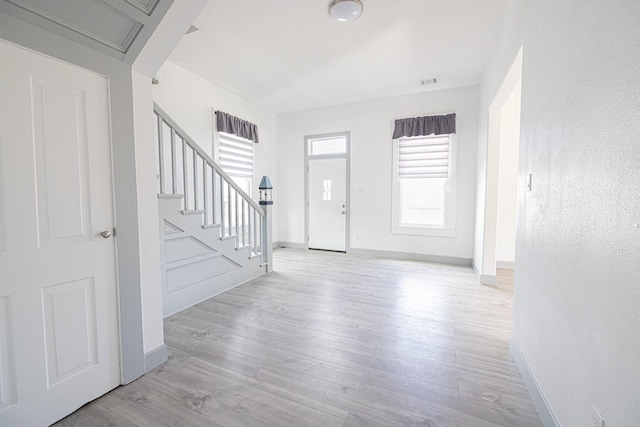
{"left": 0, "top": 41, "right": 120, "bottom": 426}
{"left": 308, "top": 158, "right": 347, "bottom": 251}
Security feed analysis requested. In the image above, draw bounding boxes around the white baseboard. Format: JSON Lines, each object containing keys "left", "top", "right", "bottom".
{"left": 278, "top": 242, "right": 471, "bottom": 267}
{"left": 480, "top": 274, "right": 497, "bottom": 285}
{"left": 144, "top": 344, "right": 168, "bottom": 373}
{"left": 497, "top": 260, "right": 515, "bottom": 269}
{"left": 509, "top": 337, "right": 560, "bottom": 427}
{"left": 275, "top": 245, "right": 472, "bottom": 266}
{"left": 276, "top": 241, "right": 306, "bottom": 249}
{"left": 349, "top": 248, "right": 472, "bottom": 266}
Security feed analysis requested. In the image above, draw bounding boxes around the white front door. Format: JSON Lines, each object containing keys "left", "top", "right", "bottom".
{"left": 0, "top": 41, "right": 120, "bottom": 426}
{"left": 308, "top": 158, "right": 347, "bottom": 251}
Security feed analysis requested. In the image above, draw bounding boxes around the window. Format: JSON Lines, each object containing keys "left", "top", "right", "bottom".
{"left": 392, "top": 134, "right": 456, "bottom": 237}
{"left": 307, "top": 135, "right": 348, "bottom": 155}
{"left": 217, "top": 131, "right": 253, "bottom": 194}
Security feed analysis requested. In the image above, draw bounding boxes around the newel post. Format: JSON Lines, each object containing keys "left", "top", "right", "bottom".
{"left": 259, "top": 176, "right": 273, "bottom": 272}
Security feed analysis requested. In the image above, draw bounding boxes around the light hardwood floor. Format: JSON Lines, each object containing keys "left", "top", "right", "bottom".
{"left": 55, "top": 249, "right": 541, "bottom": 427}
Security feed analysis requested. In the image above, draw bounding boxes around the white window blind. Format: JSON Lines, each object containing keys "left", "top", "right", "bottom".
{"left": 219, "top": 132, "right": 253, "bottom": 178}
{"left": 397, "top": 135, "right": 450, "bottom": 179}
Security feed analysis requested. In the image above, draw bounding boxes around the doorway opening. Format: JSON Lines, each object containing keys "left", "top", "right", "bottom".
{"left": 304, "top": 132, "right": 351, "bottom": 253}
{"left": 479, "top": 47, "right": 523, "bottom": 285}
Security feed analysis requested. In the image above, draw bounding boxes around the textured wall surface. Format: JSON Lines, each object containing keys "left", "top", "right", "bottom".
{"left": 509, "top": 0, "right": 640, "bottom": 425}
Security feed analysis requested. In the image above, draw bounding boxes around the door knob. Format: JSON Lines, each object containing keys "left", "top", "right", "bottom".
{"left": 100, "top": 230, "right": 112, "bottom": 239}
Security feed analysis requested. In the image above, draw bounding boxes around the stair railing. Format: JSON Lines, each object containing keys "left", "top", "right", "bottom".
{"left": 154, "top": 103, "right": 265, "bottom": 258}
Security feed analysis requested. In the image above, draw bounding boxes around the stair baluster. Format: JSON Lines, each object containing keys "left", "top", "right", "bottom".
{"left": 154, "top": 103, "right": 266, "bottom": 261}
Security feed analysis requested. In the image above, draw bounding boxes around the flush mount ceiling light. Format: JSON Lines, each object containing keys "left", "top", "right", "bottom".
{"left": 329, "top": 0, "right": 363, "bottom": 22}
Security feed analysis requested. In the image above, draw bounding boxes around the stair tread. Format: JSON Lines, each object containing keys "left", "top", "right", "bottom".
{"left": 202, "top": 223, "right": 223, "bottom": 229}
{"left": 181, "top": 209, "right": 205, "bottom": 215}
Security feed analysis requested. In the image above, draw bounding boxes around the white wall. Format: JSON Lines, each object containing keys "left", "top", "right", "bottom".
{"left": 495, "top": 81, "right": 521, "bottom": 265}
{"left": 131, "top": 70, "right": 165, "bottom": 354}
{"left": 481, "top": 0, "right": 640, "bottom": 425}
{"left": 277, "top": 86, "right": 478, "bottom": 262}
{"left": 152, "top": 61, "right": 279, "bottom": 241}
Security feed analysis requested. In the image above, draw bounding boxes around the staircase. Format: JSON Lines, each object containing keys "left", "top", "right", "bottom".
{"left": 154, "top": 103, "right": 269, "bottom": 317}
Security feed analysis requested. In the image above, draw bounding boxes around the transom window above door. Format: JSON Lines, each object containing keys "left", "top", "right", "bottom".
{"left": 307, "top": 135, "right": 347, "bottom": 156}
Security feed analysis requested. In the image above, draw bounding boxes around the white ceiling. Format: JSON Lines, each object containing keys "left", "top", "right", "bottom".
{"left": 169, "top": 0, "right": 507, "bottom": 113}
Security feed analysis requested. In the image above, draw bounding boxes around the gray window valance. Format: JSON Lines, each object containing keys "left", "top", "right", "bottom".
{"left": 392, "top": 113, "right": 456, "bottom": 139}
{"left": 215, "top": 110, "right": 259, "bottom": 143}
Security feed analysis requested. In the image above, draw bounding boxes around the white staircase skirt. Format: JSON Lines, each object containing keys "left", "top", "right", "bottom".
{"left": 159, "top": 196, "right": 264, "bottom": 317}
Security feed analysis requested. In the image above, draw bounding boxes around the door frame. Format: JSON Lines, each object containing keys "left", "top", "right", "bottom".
{"left": 0, "top": 33, "right": 148, "bottom": 385}
{"left": 478, "top": 47, "right": 523, "bottom": 285}
{"left": 304, "top": 131, "right": 351, "bottom": 253}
